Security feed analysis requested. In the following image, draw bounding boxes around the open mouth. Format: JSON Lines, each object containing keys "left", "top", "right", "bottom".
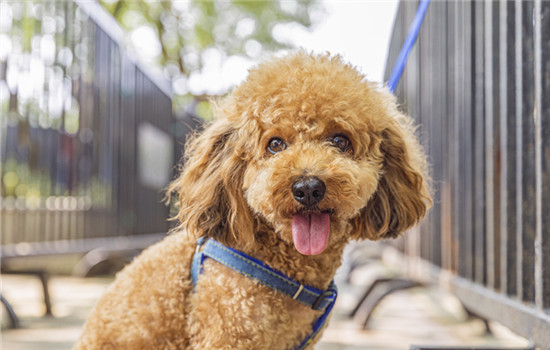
{"left": 291, "top": 209, "right": 334, "bottom": 256}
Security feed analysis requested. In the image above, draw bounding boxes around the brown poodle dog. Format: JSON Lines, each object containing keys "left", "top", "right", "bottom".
{"left": 74, "top": 52, "right": 431, "bottom": 349}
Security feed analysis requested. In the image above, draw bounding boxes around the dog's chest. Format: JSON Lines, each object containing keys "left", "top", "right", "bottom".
{"left": 188, "top": 260, "right": 322, "bottom": 349}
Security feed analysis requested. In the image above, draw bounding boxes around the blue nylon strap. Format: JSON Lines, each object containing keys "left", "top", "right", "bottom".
{"left": 387, "top": 0, "right": 431, "bottom": 93}
{"left": 191, "top": 238, "right": 338, "bottom": 350}
{"left": 294, "top": 282, "right": 337, "bottom": 350}
{"left": 192, "top": 238, "right": 337, "bottom": 312}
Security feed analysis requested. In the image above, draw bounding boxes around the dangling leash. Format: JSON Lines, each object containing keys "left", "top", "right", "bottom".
{"left": 191, "top": 237, "right": 337, "bottom": 350}
{"left": 387, "top": 0, "right": 431, "bottom": 93}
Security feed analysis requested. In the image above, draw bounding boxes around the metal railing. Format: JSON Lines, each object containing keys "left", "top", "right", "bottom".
{"left": 386, "top": 0, "right": 550, "bottom": 348}
{"left": 0, "top": 1, "right": 176, "bottom": 258}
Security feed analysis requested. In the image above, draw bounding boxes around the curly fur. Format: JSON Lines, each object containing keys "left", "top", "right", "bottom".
{"left": 74, "top": 52, "right": 431, "bottom": 350}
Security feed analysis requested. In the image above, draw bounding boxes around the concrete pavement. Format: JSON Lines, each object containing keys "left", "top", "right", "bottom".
{"left": 1, "top": 258, "right": 529, "bottom": 350}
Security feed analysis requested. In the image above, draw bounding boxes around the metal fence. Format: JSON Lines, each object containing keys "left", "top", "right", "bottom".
{"left": 0, "top": 1, "right": 177, "bottom": 258}
{"left": 387, "top": 0, "right": 550, "bottom": 347}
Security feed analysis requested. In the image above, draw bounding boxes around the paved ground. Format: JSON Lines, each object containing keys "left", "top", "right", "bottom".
{"left": 1, "top": 253, "right": 529, "bottom": 350}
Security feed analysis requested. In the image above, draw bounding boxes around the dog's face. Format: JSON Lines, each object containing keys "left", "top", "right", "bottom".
{"left": 243, "top": 122, "right": 382, "bottom": 255}
{"left": 170, "top": 53, "right": 431, "bottom": 255}
{"left": 241, "top": 74, "right": 385, "bottom": 255}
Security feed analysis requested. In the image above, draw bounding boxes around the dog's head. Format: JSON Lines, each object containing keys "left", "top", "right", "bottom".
{"left": 169, "top": 53, "right": 431, "bottom": 255}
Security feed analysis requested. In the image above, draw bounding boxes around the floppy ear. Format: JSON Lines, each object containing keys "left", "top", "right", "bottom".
{"left": 352, "top": 111, "right": 432, "bottom": 241}
{"left": 167, "top": 119, "right": 255, "bottom": 247}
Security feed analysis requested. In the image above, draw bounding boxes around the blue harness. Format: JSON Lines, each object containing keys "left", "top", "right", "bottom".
{"left": 191, "top": 237, "right": 338, "bottom": 350}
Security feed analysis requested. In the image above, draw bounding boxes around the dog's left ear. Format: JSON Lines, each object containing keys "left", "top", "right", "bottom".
{"left": 167, "top": 118, "right": 256, "bottom": 247}
{"left": 352, "top": 107, "right": 432, "bottom": 241}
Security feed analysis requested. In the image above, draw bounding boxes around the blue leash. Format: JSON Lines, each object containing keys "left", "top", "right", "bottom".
{"left": 191, "top": 237, "right": 337, "bottom": 350}
{"left": 387, "top": 0, "right": 431, "bottom": 93}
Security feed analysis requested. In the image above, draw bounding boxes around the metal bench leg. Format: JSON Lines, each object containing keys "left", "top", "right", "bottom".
{"left": 463, "top": 305, "right": 492, "bottom": 335}
{"left": 0, "top": 294, "right": 20, "bottom": 329}
{"left": 2, "top": 270, "right": 53, "bottom": 316}
{"left": 351, "top": 277, "right": 422, "bottom": 329}
{"left": 38, "top": 271, "right": 53, "bottom": 316}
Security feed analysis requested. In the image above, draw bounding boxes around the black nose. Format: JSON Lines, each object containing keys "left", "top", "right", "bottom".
{"left": 292, "top": 176, "right": 326, "bottom": 207}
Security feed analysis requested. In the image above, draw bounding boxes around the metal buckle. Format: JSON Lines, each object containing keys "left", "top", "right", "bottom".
{"left": 311, "top": 289, "right": 336, "bottom": 310}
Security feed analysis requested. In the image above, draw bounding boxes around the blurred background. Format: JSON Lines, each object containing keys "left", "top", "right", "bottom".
{"left": 2, "top": 1, "right": 547, "bottom": 349}
{"left": 0, "top": 0, "right": 397, "bottom": 270}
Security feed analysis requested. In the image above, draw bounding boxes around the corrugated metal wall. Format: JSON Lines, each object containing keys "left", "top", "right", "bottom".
{"left": 386, "top": 0, "right": 550, "bottom": 347}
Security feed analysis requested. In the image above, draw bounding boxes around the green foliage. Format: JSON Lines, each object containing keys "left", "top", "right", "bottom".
{"left": 195, "top": 100, "right": 214, "bottom": 121}
{"left": 100, "top": 0, "right": 321, "bottom": 83}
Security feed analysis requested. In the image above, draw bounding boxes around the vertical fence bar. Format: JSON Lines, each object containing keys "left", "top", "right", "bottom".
{"left": 427, "top": 1, "right": 437, "bottom": 267}
{"left": 500, "top": 0, "right": 517, "bottom": 297}
{"left": 541, "top": 0, "right": 550, "bottom": 310}
{"left": 473, "top": 1, "right": 487, "bottom": 286}
{"left": 120, "top": 57, "right": 136, "bottom": 236}
{"left": 418, "top": 0, "right": 432, "bottom": 264}
{"left": 438, "top": 1, "right": 445, "bottom": 269}
{"left": 484, "top": 0, "right": 496, "bottom": 289}
{"left": 514, "top": 0, "right": 524, "bottom": 301}
{"left": 83, "top": 17, "right": 96, "bottom": 240}
{"left": 491, "top": 0, "right": 502, "bottom": 291}
{"left": 448, "top": 0, "right": 460, "bottom": 273}
{"left": 462, "top": 0, "right": 475, "bottom": 281}
{"left": 498, "top": 0, "right": 507, "bottom": 294}
{"left": 431, "top": 0, "right": 446, "bottom": 270}
{"left": 520, "top": 0, "right": 536, "bottom": 304}
{"left": 533, "top": 0, "right": 543, "bottom": 310}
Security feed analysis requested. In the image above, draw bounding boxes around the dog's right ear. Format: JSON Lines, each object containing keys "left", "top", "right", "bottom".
{"left": 350, "top": 103, "right": 432, "bottom": 241}
{"left": 167, "top": 119, "right": 255, "bottom": 247}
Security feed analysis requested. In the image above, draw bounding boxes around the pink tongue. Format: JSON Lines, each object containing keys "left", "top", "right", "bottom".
{"left": 291, "top": 213, "right": 330, "bottom": 255}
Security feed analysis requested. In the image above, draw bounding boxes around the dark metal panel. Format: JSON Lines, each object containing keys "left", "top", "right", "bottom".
{"left": 384, "top": 0, "right": 550, "bottom": 346}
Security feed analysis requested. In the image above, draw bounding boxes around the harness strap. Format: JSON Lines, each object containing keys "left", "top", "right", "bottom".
{"left": 191, "top": 237, "right": 338, "bottom": 350}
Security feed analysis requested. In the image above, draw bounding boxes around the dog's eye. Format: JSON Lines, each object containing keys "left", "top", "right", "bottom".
{"left": 267, "top": 137, "right": 287, "bottom": 154}
{"left": 330, "top": 134, "right": 351, "bottom": 152}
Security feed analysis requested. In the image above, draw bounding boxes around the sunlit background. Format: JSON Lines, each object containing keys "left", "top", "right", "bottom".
{"left": 98, "top": 0, "right": 398, "bottom": 113}
{"left": 0, "top": 0, "right": 398, "bottom": 246}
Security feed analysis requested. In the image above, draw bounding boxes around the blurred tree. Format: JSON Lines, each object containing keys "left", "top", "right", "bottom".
{"left": 100, "top": 0, "right": 323, "bottom": 115}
